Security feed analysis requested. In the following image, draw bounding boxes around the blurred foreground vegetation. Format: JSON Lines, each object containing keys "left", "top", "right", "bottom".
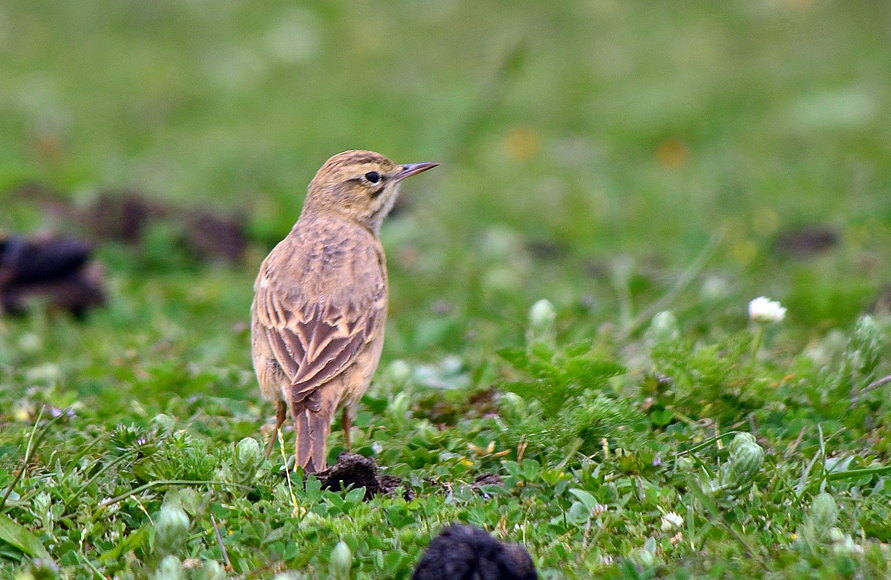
{"left": 1, "top": 1, "right": 891, "bottom": 578}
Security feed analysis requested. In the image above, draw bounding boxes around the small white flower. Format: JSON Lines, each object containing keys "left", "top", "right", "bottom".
{"left": 591, "top": 503, "right": 608, "bottom": 517}
{"left": 748, "top": 297, "right": 786, "bottom": 323}
{"left": 529, "top": 299, "right": 556, "bottom": 328}
{"left": 661, "top": 512, "right": 684, "bottom": 531}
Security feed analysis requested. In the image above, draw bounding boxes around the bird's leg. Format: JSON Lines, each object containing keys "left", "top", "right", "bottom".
{"left": 342, "top": 407, "right": 354, "bottom": 452}
{"left": 265, "top": 401, "right": 287, "bottom": 459}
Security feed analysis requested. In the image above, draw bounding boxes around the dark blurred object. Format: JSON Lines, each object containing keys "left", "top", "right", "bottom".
{"left": 0, "top": 234, "right": 105, "bottom": 316}
{"left": 318, "top": 453, "right": 380, "bottom": 501}
{"left": 411, "top": 525, "right": 537, "bottom": 580}
{"left": 9, "top": 183, "right": 247, "bottom": 264}
{"left": 774, "top": 226, "right": 838, "bottom": 258}
{"left": 526, "top": 238, "right": 568, "bottom": 260}
{"left": 315, "top": 452, "right": 413, "bottom": 501}
{"left": 79, "top": 190, "right": 166, "bottom": 243}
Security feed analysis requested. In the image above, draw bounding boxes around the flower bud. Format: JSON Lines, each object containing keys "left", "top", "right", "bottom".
{"left": 153, "top": 555, "right": 185, "bottom": 580}
{"left": 499, "top": 392, "right": 527, "bottom": 422}
{"left": 329, "top": 541, "right": 352, "bottom": 580}
{"left": 194, "top": 560, "right": 226, "bottom": 580}
{"left": 806, "top": 492, "right": 838, "bottom": 543}
{"left": 830, "top": 531, "right": 858, "bottom": 555}
{"left": 387, "top": 392, "right": 411, "bottom": 427}
{"left": 646, "top": 311, "right": 679, "bottom": 346}
{"left": 153, "top": 504, "right": 190, "bottom": 558}
{"left": 234, "top": 437, "right": 263, "bottom": 481}
{"left": 726, "top": 432, "right": 764, "bottom": 489}
{"left": 709, "top": 433, "right": 764, "bottom": 505}
{"left": 527, "top": 299, "right": 556, "bottom": 349}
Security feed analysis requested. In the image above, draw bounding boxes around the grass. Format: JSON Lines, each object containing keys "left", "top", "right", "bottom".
{"left": 2, "top": 0, "right": 891, "bottom": 578}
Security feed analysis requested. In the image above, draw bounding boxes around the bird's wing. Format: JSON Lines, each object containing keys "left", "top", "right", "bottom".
{"left": 253, "top": 244, "right": 385, "bottom": 408}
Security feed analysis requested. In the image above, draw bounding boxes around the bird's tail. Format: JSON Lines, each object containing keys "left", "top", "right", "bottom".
{"left": 291, "top": 391, "right": 333, "bottom": 473}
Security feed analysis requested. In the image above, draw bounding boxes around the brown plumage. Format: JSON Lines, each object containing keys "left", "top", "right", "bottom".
{"left": 251, "top": 150, "right": 437, "bottom": 472}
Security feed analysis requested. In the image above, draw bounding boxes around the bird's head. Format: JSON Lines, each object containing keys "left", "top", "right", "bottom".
{"left": 303, "top": 150, "right": 437, "bottom": 234}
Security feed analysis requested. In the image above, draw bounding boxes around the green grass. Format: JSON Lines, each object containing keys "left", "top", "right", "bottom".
{"left": 2, "top": 0, "right": 891, "bottom": 578}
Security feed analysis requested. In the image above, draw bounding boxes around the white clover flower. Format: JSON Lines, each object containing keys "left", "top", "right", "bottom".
{"left": 661, "top": 512, "right": 684, "bottom": 531}
{"left": 748, "top": 297, "right": 786, "bottom": 323}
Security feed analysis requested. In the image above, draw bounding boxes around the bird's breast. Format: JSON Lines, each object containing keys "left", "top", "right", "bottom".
{"left": 272, "top": 218, "right": 386, "bottom": 308}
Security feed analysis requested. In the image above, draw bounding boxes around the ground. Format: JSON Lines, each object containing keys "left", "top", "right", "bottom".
{"left": 1, "top": 1, "right": 891, "bottom": 578}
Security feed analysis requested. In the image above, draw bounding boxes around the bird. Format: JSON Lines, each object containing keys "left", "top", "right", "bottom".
{"left": 251, "top": 150, "right": 437, "bottom": 472}
{"left": 411, "top": 525, "right": 538, "bottom": 580}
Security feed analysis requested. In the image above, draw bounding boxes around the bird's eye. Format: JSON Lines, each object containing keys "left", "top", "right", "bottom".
{"left": 364, "top": 171, "right": 381, "bottom": 184}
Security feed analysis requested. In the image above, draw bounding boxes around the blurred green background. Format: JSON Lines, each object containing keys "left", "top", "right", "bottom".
{"left": 2, "top": 3, "right": 891, "bottom": 576}
{"left": 1, "top": 0, "right": 890, "bottom": 352}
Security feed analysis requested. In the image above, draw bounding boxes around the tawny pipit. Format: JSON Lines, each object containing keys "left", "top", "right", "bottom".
{"left": 251, "top": 150, "right": 437, "bottom": 472}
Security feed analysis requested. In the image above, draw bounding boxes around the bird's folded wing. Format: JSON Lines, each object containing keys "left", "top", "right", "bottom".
{"left": 254, "top": 281, "right": 381, "bottom": 407}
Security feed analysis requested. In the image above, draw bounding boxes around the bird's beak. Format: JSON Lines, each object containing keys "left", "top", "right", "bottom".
{"left": 394, "top": 162, "right": 438, "bottom": 182}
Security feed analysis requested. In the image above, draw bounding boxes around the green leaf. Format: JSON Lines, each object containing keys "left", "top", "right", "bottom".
{"left": 305, "top": 475, "right": 321, "bottom": 502}
{"left": 501, "top": 460, "right": 521, "bottom": 479}
{"left": 495, "top": 347, "right": 528, "bottom": 369}
{"left": 0, "top": 513, "right": 53, "bottom": 563}
{"left": 98, "top": 525, "right": 149, "bottom": 563}
{"left": 568, "top": 488, "right": 600, "bottom": 512}
{"left": 521, "top": 459, "right": 541, "bottom": 481}
{"left": 345, "top": 486, "right": 366, "bottom": 505}
{"left": 567, "top": 502, "right": 591, "bottom": 524}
